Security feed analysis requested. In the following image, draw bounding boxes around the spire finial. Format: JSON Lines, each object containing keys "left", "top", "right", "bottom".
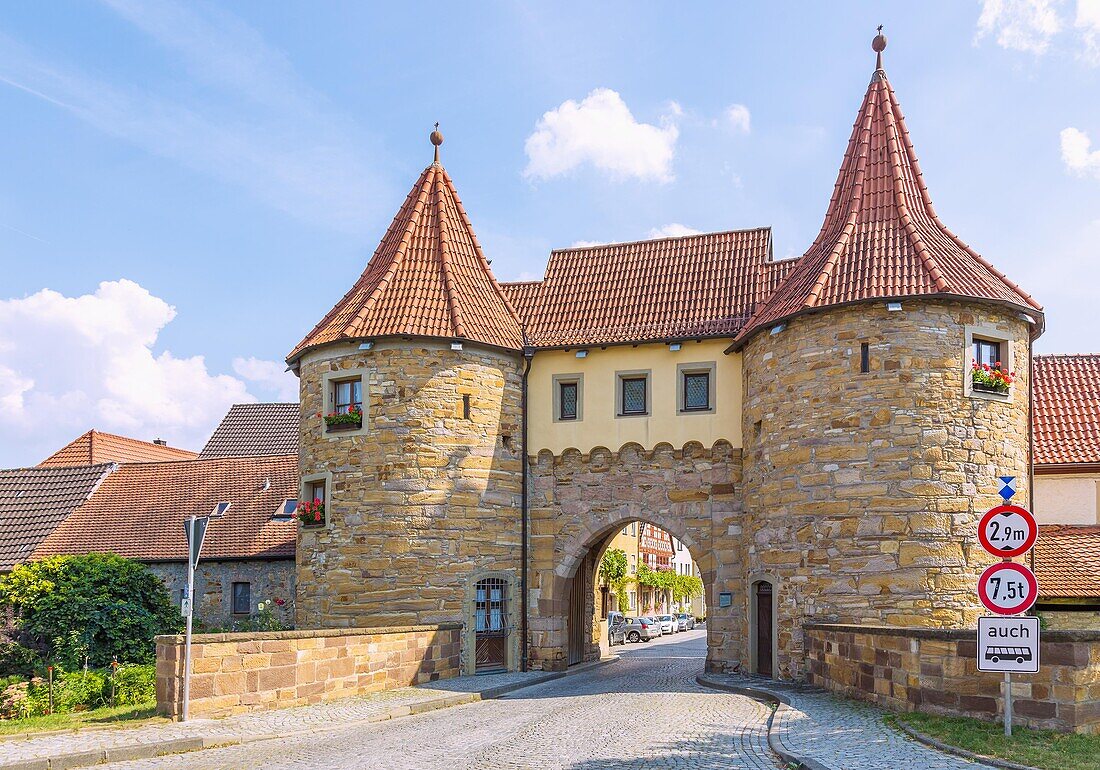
{"left": 430, "top": 122, "right": 444, "bottom": 164}
{"left": 872, "top": 25, "right": 887, "bottom": 71}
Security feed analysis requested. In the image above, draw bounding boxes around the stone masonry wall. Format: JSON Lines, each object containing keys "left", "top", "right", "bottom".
{"left": 742, "top": 300, "right": 1031, "bottom": 679}
{"left": 149, "top": 559, "right": 295, "bottom": 629}
{"left": 527, "top": 441, "right": 744, "bottom": 672}
{"left": 295, "top": 340, "right": 523, "bottom": 669}
{"left": 155, "top": 624, "right": 460, "bottom": 719}
{"left": 805, "top": 623, "right": 1100, "bottom": 734}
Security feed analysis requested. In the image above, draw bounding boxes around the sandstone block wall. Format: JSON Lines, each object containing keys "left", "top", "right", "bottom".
{"left": 805, "top": 623, "right": 1100, "bottom": 734}
{"left": 295, "top": 340, "right": 523, "bottom": 671}
{"left": 155, "top": 624, "right": 460, "bottom": 719}
{"left": 742, "top": 300, "right": 1031, "bottom": 677}
{"left": 527, "top": 440, "right": 743, "bottom": 672}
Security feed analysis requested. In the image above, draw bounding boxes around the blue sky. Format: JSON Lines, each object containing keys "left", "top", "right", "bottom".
{"left": 1, "top": 1, "right": 1099, "bottom": 467}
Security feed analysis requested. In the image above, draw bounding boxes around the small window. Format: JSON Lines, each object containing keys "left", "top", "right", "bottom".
{"left": 231, "top": 582, "right": 251, "bottom": 615}
{"left": 273, "top": 499, "right": 297, "bottom": 520}
{"left": 306, "top": 480, "right": 325, "bottom": 504}
{"left": 629, "top": 591, "right": 637, "bottom": 610}
{"left": 462, "top": 394, "right": 471, "bottom": 420}
{"left": 332, "top": 378, "right": 363, "bottom": 414}
{"left": 682, "top": 371, "right": 710, "bottom": 411}
{"left": 630, "top": 554, "right": 637, "bottom": 574}
{"left": 559, "top": 381, "right": 578, "bottom": 421}
{"left": 974, "top": 339, "right": 1001, "bottom": 368}
{"left": 620, "top": 376, "right": 648, "bottom": 416}
{"left": 860, "top": 342, "right": 870, "bottom": 373}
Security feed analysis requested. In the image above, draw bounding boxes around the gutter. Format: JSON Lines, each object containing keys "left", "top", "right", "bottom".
{"left": 520, "top": 345, "right": 534, "bottom": 672}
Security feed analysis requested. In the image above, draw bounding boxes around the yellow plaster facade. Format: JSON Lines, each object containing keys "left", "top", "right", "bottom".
{"left": 527, "top": 339, "right": 742, "bottom": 454}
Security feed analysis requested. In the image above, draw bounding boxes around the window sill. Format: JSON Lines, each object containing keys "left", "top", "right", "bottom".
{"left": 616, "top": 412, "right": 649, "bottom": 419}
{"left": 679, "top": 408, "right": 715, "bottom": 415}
{"left": 968, "top": 388, "right": 1011, "bottom": 402}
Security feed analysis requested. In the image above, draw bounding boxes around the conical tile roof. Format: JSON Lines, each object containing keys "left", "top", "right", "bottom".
{"left": 733, "top": 52, "right": 1041, "bottom": 348}
{"left": 288, "top": 161, "right": 523, "bottom": 362}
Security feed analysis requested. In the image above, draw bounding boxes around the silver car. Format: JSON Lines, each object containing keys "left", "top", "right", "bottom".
{"left": 621, "top": 616, "right": 661, "bottom": 643}
{"left": 675, "top": 613, "right": 695, "bottom": 631}
{"left": 657, "top": 614, "right": 678, "bottom": 634}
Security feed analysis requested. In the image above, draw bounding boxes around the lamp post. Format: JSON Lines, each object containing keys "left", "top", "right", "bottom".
{"left": 181, "top": 502, "right": 230, "bottom": 722}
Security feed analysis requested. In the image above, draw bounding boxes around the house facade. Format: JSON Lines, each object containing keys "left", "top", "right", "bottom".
{"left": 288, "top": 37, "right": 1047, "bottom": 678}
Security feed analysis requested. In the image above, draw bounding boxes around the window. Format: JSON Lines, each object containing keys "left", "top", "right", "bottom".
{"left": 306, "top": 479, "right": 325, "bottom": 504}
{"left": 974, "top": 339, "right": 1001, "bottom": 368}
{"left": 332, "top": 378, "right": 362, "bottom": 414}
{"left": 628, "top": 591, "right": 637, "bottom": 610}
{"left": 618, "top": 373, "right": 649, "bottom": 417}
{"left": 677, "top": 362, "right": 716, "bottom": 414}
{"left": 231, "top": 582, "right": 251, "bottom": 615}
{"left": 860, "top": 342, "right": 870, "bottom": 374}
{"left": 630, "top": 554, "right": 637, "bottom": 574}
{"left": 462, "top": 394, "right": 472, "bottom": 420}
{"left": 558, "top": 381, "right": 578, "bottom": 420}
{"left": 322, "top": 368, "right": 368, "bottom": 436}
{"left": 552, "top": 375, "right": 583, "bottom": 423}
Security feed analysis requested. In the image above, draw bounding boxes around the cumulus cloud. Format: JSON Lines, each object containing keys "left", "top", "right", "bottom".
{"left": 975, "top": 0, "right": 1063, "bottom": 54}
{"left": 569, "top": 240, "right": 607, "bottom": 248}
{"left": 647, "top": 224, "right": 703, "bottom": 239}
{"left": 232, "top": 356, "right": 299, "bottom": 401}
{"left": 524, "top": 88, "right": 679, "bottom": 182}
{"left": 1061, "top": 127, "right": 1100, "bottom": 176}
{"left": 724, "top": 104, "right": 751, "bottom": 133}
{"left": 0, "top": 279, "right": 266, "bottom": 466}
{"left": 1077, "top": 0, "right": 1100, "bottom": 62}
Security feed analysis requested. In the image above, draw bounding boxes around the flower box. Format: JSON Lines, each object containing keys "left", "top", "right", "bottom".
{"left": 297, "top": 499, "right": 325, "bottom": 528}
{"left": 971, "top": 360, "right": 1014, "bottom": 395}
{"left": 323, "top": 405, "right": 363, "bottom": 431}
{"left": 325, "top": 418, "right": 362, "bottom": 432}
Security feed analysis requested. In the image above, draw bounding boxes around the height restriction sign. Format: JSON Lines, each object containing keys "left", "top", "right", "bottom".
{"left": 977, "top": 504, "right": 1037, "bottom": 559}
{"left": 977, "top": 561, "right": 1039, "bottom": 615}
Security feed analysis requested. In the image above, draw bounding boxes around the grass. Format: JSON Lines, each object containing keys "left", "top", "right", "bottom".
{"left": 0, "top": 701, "right": 163, "bottom": 737}
{"left": 888, "top": 711, "right": 1100, "bottom": 770}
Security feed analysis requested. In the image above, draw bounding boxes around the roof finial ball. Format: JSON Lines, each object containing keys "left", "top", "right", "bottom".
{"left": 872, "top": 25, "right": 887, "bottom": 70}
{"left": 430, "top": 122, "right": 444, "bottom": 164}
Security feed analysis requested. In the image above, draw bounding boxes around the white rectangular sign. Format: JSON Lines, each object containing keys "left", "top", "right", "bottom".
{"left": 977, "top": 616, "right": 1040, "bottom": 673}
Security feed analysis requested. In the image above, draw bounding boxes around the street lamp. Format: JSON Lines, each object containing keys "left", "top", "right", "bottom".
{"left": 181, "top": 501, "right": 230, "bottom": 721}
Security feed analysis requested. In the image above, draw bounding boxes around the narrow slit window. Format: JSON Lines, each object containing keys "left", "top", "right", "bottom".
{"left": 860, "top": 342, "right": 870, "bottom": 373}
{"left": 462, "top": 394, "right": 471, "bottom": 420}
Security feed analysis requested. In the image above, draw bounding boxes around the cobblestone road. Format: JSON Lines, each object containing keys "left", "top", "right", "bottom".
{"left": 106, "top": 629, "right": 779, "bottom": 770}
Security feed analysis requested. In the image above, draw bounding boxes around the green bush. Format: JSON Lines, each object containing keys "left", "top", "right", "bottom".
{"left": 54, "top": 670, "right": 107, "bottom": 712}
{"left": 112, "top": 664, "right": 155, "bottom": 706}
{"left": 0, "top": 554, "right": 183, "bottom": 670}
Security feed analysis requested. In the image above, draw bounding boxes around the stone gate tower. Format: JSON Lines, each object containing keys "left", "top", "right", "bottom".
{"left": 730, "top": 33, "right": 1044, "bottom": 678}
{"left": 287, "top": 130, "right": 526, "bottom": 674}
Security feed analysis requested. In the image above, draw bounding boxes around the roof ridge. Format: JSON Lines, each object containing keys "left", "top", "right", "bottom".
{"left": 1035, "top": 352, "right": 1100, "bottom": 358}
{"left": 433, "top": 166, "right": 467, "bottom": 338}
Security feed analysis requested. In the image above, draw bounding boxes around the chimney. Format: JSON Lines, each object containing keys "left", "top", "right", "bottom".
{"left": 153, "top": 438, "right": 168, "bottom": 446}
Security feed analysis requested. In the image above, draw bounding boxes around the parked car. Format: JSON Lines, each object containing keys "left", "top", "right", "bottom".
{"left": 607, "top": 615, "right": 627, "bottom": 647}
{"left": 622, "top": 616, "right": 661, "bottom": 643}
{"left": 675, "top": 613, "right": 695, "bottom": 631}
{"left": 657, "top": 614, "right": 678, "bottom": 634}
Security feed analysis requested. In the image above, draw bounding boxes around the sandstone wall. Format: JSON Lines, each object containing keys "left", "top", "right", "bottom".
{"left": 155, "top": 624, "right": 460, "bottom": 719}
{"left": 527, "top": 441, "right": 744, "bottom": 672}
{"left": 295, "top": 340, "right": 523, "bottom": 671}
{"left": 805, "top": 623, "right": 1100, "bottom": 734}
{"left": 741, "top": 300, "right": 1032, "bottom": 678}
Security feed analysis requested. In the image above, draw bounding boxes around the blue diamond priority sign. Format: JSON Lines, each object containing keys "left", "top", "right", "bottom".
{"left": 998, "top": 476, "right": 1017, "bottom": 501}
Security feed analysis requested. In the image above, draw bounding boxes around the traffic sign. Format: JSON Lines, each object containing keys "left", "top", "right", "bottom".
{"left": 977, "top": 561, "right": 1039, "bottom": 615}
{"left": 998, "top": 476, "right": 1017, "bottom": 501}
{"left": 977, "top": 616, "right": 1040, "bottom": 673}
{"left": 978, "top": 504, "right": 1038, "bottom": 558}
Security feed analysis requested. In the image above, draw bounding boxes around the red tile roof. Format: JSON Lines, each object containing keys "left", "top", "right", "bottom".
{"left": 1034, "top": 525, "right": 1100, "bottom": 599}
{"left": 200, "top": 403, "right": 300, "bottom": 459}
{"left": 288, "top": 162, "right": 523, "bottom": 361}
{"left": 1034, "top": 354, "right": 1100, "bottom": 468}
{"left": 39, "top": 430, "right": 196, "bottom": 467}
{"left": 732, "top": 65, "right": 1041, "bottom": 348}
{"left": 501, "top": 229, "right": 790, "bottom": 347}
{"left": 33, "top": 455, "right": 298, "bottom": 562}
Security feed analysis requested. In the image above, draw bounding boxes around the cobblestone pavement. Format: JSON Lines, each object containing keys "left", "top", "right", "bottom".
{"left": 703, "top": 673, "right": 995, "bottom": 770}
{"left": 101, "top": 630, "right": 780, "bottom": 770}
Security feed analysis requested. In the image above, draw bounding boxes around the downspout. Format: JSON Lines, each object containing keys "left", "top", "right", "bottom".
{"left": 520, "top": 345, "right": 534, "bottom": 672}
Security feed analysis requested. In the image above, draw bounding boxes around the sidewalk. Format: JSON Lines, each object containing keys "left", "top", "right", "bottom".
{"left": 0, "top": 670, "right": 564, "bottom": 770}
{"left": 699, "top": 673, "right": 994, "bottom": 770}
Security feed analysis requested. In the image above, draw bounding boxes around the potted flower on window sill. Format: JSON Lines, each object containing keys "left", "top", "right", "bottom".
{"left": 971, "top": 360, "right": 1015, "bottom": 395}
{"left": 323, "top": 404, "right": 362, "bottom": 432}
{"left": 297, "top": 498, "right": 325, "bottom": 528}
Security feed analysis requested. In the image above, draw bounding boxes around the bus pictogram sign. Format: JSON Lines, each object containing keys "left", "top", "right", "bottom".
{"left": 977, "top": 504, "right": 1037, "bottom": 559}
{"left": 977, "top": 561, "right": 1039, "bottom": 616}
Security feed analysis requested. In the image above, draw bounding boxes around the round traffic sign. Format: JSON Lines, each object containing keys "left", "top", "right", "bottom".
{"left": 977, "top": 505, "right": 1037, "bottom": 558}
{"left": 977, "top": 561, "right": 1038, "bottom": 615}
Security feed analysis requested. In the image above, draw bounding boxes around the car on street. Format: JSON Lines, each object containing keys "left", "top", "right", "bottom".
{"left": 657, "top": 614, "right": 678, "bottom": 634}
{"left": 622, "top": 617, "right": 661, "bottom": 643}
{"left": 675, "top": 613, "right": 695, "bottom": 631}
{"left": 607, "top": 615, "right": 627, "bottom": 646}
{"left": 645, "top": 616, "right": 664, "bottom": 636}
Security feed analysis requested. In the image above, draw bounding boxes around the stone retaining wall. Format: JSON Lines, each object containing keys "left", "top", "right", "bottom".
{"left": 805, "top": 623, "right": 1100, "bottom": 734}
{"left": 155, "top": 623, "right": 461, "bottom": 719}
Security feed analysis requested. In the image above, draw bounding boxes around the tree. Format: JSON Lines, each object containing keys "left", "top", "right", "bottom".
{"left": 671, "top": 573, "right": 703, "bottom": 610}
{"left": 599, "top": 548, "right": 630, "bottom": 614}
{"left": 0, "top": 554, "right": 183, "bottom": 670}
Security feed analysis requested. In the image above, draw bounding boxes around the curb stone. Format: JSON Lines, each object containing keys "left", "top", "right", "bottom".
{"left": 890, "top": 718, "right": 1042, "bottom": 770}
{"left": 0, "top": 672, "right": 564, "bottom": 770}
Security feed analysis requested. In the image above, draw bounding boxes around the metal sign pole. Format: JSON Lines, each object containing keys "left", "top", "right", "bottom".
{"left": 182, "top": 514, "right": 195, "bottom": 722}
{"left": 1004, "top": 671, "right": 1013, "bottom": 736}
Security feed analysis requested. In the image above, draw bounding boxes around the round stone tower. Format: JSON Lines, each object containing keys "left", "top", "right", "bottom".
{"left": 732, "top": 38, "right": 1043, "bottom": 679}
{"left": 286, "top": 133, "right": 526, "bottom": 672}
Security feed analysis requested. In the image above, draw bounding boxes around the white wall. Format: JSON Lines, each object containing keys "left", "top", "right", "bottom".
{"left": 1034, "top": 474, "right": 1100, "bottom": 525}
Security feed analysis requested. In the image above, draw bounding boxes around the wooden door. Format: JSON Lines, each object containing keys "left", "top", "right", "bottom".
{"left": 755, "top": 581, "right": 773, "bottom": 677}
{"left": 567, "top": 569, "right": 586, "bottom": 666}
{"left": 474, "top": 578, "right": 507, "bottom": 672}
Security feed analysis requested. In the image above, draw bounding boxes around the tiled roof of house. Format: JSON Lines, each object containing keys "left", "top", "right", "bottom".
{"left": 39, "top": 430, "right": 196, "bottom": 467}
{"left": 1034, "top": 354, "right": 1100, "bottom": 467}
{"left": 200, "top": 403, "right": 300, "bottom": 459}
{"left": 0, "top": 463, "right": 114, "bottom": 570}
{"left": 732, "top": 58, "right": 1041, "bottom": 348}
{"left": 288, "top": 158, "right": 523, "bottom": 361}
{"left": 33, "top": 455, "right": 298, "bottom": 562}
{"left": 1034, "top": 525, "right": 1100, "bottom": 599}
{"left": 501, "top": 229, "right": 791, "bottom": 347}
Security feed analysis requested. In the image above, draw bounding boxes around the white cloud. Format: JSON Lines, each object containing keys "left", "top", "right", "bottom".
{"left": 975, "top": 0, "right": 1064, "bottom": 54}
{"left": 232, "top": 356, "right": 299, "bottom": 401}
{"left": 724, "top": 104, "right": 751, "bottom": 133}
{"left": 647, "top": 224, "right": 703, "bottom": 239}
{"left": 1077, "top": 0, "right": 1100, "bottom": 62}
{"left": 1060, "top": 126, "right": 1100, "bottom": 176}
{"left": 523, "top": 88, "right": 679, "bottom": 182}
{"left": 0, "top": 1, "right": 380, "bottom": 232}
{"left": 0, "top": 279, "right": 264, "bottom": 466}
{"left": 569, "top": 240, "right": 607, "bottom": 248}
